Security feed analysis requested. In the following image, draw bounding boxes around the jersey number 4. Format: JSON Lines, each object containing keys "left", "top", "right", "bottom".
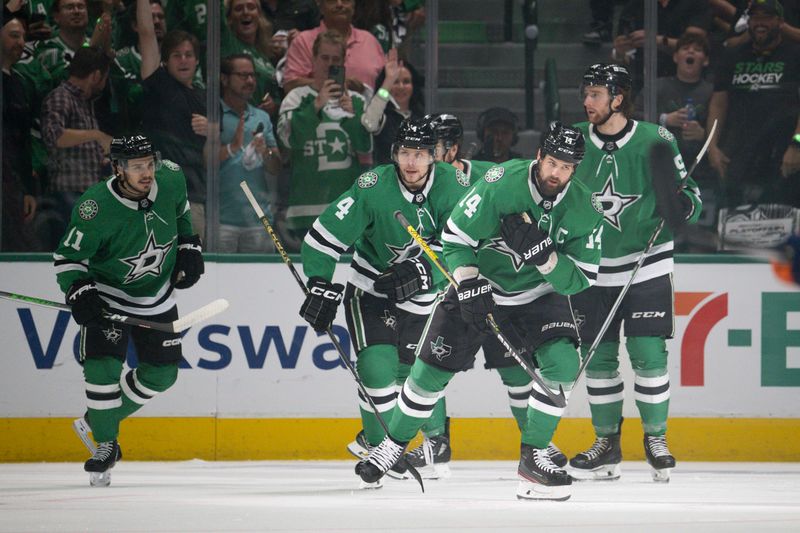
{"left": 335, "top": 197, "right": 355, "bottom": 220}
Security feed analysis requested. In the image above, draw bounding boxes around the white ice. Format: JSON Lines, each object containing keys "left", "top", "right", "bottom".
{"left": 1, "top": 461, "right": 799, "bottom": 532}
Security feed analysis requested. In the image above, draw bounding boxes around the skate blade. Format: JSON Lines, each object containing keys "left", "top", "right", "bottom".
{"left": 358, "top": 478, "right": 384, "bottom": 490}
{"left": 346, "top": 440, "right": 369, "bottom": 460}
{"left": 651, "top": 467, "right": 672, "bottom": 483}
{"left": 72, "top": 418, "right": 96, "bottom": 454}
{"left": 417, "top": 463, "right": 452, "bottom": 480}
{"left": 385, "top": 468, "right": 410, "bottom": 480}
{"left": 89, "top": 471, "right": 111, "bottom": 487}
{"left": 568, "top": 463, "right": 621, "bottom": 481}
{"left": 516, "top": 480, "right": 571, "bottom": 501}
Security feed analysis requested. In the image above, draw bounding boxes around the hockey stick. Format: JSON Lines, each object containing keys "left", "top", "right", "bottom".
{"left": 573, "top": 119, "right": 718, "bottom": 385}
{"left": 0, "top": 290, "right": 229, "bottom": 333}
{"left": 394, "top": 211, "right": 568, "bottom": 409}
{"left": 240, "top": 181, "right": 425, "bottom": 492}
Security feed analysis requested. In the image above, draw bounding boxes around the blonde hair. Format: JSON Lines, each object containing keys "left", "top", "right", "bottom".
{"left": 225, "top": 0, "right": 274, "bottom": 59}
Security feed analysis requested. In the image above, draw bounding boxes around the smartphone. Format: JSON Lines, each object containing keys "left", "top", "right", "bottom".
{"left": 328, "top": 65, "right": 345, "bottom": 89}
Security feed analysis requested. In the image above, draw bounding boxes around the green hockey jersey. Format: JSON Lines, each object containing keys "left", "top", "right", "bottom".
{"left": 277, "top": 86, "right": 372, "bottom": 231}
{"left": 573, "top": 120, "right": 702, "bottom": 287}
{"left": 53, "top": 160, "right": 194, "bottom": 316}
{"left": 442, "top": 159, "right": 604, "bottom": 305}
{"left": 302, "top": 162, "right": 472, "bottom": 314}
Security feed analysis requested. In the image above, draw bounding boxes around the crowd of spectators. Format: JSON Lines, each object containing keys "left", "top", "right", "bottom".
{"left": 1, "top": 0, "right": 798, "bottom": 254}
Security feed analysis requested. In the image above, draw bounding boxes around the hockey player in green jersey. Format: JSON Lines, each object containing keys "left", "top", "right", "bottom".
{"left": 53, "top": 136, "right": 204, "bottom": 486}
{"left": 299, "top": 118, "right": 471, "bottom": 485}
{"left": 429, "top": 113, "right": 495, "bottom": 182}
{"left": 357, "top": 122, "right": 604, "bottom": 501}
{"left": 568, "top": 63, "right": 702, "bottom": 483}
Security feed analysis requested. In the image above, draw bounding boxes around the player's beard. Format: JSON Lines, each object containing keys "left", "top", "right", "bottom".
{"left": 534, "top": 165, "right": 567, "bottom": 197}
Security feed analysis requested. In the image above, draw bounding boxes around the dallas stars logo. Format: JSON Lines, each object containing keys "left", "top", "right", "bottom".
{"left": 380, "top": 310, "right": 397, "bottom": 331}
{"left": 102, "top": 323, "right": 123, "bottom": 344}
{"left": 430, "top": 336, "right": 452, "bottom": 361}
{"left": 485, "top": 237, "right": 526, "bottom": 272}
{"left": 596, "top": 175, "right": 640, "bottom": 231}
{"left": 119, "top": 231, "right": 174, "bottom": 284}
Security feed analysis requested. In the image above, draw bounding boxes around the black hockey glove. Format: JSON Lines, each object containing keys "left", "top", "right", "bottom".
{"left": 66, "top": 279, "right": 109, "bottom": 328}
{"left": 500, "top": 214, "right": 554, "bottom": 267}
{"left": 173, "top": 234, "right": 204, "bottom": 289}
{"left": 456, "top": 277, "right": 495, "bottom": 331}
{"left": 300, "top": 277, "right": 345, "bottom": 332}
{"left": 373, "top": 258, "right": 433, "bottom": 303}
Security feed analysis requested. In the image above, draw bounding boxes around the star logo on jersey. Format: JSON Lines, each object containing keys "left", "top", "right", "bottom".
{"left": 485, "top": 237, "right": 526, "bottom": 272}
{"left": 329, "top": 137, "right": 346, "bottom": 154}
{"left": 381, "top": 310, "right": 397, "bottom": 331}
{"left": 430, "top": 336, "right": 452, "bottom": 361}
{"left": 596, "top": 175, "right": 641, "bottom": 231}
{"left": 102, "top": 323, "right": 123, "bottom": 344}
{"left": 119, "top": 231, "right": 174, "bottom": 284}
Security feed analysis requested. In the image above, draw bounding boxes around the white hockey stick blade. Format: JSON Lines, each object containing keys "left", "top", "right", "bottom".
{"left": 172, "top": 299, "right": 230, "bottom": 332}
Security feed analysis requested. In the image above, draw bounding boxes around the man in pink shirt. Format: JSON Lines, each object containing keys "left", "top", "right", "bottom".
{"left": 283, "top": 0, "right": 385, "bottom": 95}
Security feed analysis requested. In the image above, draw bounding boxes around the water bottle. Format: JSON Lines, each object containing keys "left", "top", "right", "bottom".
{"left": 685, "top": 97, "right": 696, "bottom": 122}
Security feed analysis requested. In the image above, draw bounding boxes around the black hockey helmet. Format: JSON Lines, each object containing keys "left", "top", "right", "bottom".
{"left": 392, "top": 118, "right": 437, "bottom": 155}
{"left": 427, "top": 113, "right": 464, "bottom": 150}
{"left": 110, "top": 135, "right": 156, "bottom": 161}
{"left": 581, "top": 63, "right": 632, "bottom": 96}
{"left": 539, "top": 121, "right": 585, "bottom": 166}
{"left": 476, "top": 107, "right": 519, "bottom": 146}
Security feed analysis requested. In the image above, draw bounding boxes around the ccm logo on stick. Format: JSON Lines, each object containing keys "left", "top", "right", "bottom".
{"left": 631, "top": 311, "right": 666, "bottom": 319}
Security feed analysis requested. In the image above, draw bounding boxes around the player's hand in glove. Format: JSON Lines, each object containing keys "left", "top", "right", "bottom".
{"left": 500, "top": 214, "right": 555, "bottom": 268}
{"left": 66, "top": 279, "right": 110, "bottom": 327}
{"left": 456, "top": 277, "right": 495, "bottom": 331}
{"left": 173, "top": 234, "right": 204, "bottom": 289}
{"left": 300, "top": 277, "right": 345, "bottom": 332}
{"left": 373, "top": 258, "right": 432, "bottom": 303}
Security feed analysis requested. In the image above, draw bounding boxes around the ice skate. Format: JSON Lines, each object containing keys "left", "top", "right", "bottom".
{"left": 405, "top": 434, "right": 452, "bottom": 479}
{"left": 569, "top": 420, "right": 623, "bottom": 481}
{"left": 355, "top": 436, "right": 406, "bottom": 484}
{"left": 72, "top": 414, "right": 96, "bottom": 454}
{"left": 516, "top": 444, "right": 572, "bottom": 501}
{"left": 405, "top": 418, "right": 452, "bottom": 479}
{"left": 346, "top": 430, "right": 370, "bottom": 460}
{"left": 547, "top": 442, "right": 567, "bottom": 468}
{"left": 84, "top": 440, "right": 122, "bottom": 487}
{"left": 644, "top": 434, "right": 675, "bottom": 483}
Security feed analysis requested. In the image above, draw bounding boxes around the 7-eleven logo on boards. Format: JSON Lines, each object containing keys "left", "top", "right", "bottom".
{"left": 677, "top": 291, "right": 800, "bottom": 387}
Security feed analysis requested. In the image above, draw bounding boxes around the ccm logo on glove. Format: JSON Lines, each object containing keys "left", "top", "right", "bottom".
{"left": 309, "top": 285, "right": 344, "bottom": 302}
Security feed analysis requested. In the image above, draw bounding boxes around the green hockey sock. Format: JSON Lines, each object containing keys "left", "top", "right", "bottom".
{"left": 117, "top": 362, "right": 178, "bottom": 420}
{"left": 496, "top": 365, "right": 532, "bottom": 432}
{"left": 356, "top": 345, "right": 399, "bottom": 446}
{"left": 627, "top": 336, "right": 670, "bottom": 436}
{"left": 583, "top": 341, "right": 624, "bottom": 436}
{"left": 390, "top": 360, "right": 454, "bottom": 443}
{"left": 83, "top": 357, "right": 123, "bottom": 442}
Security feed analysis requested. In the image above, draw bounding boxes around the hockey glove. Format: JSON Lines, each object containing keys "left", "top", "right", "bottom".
{"left": 373, "top": 258, "right": 433, "bottom": 303}
{"left": 300, "top": 277, "right": 345, "bottom": 332}
{"left": 173, "top": 234, "right": 204, "bottom": 289}
{"left": 66, "top": 279, "right": 109, "bottom": 328}
{"left": 500, "top": 214, "right": 555, "bottom": 267}
{"left": 456, "top": 277, "right": 495, "bottom": 331}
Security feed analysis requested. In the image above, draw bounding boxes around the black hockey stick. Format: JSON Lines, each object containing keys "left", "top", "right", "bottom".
{"left": 573, "top": 120, "right": 717, "bottom": 385}
{"left": 395, "top": 211, "right": 568, "bottom": 409}
{"left": 240, "top": 181, "right": 425, "bottom": 492}
{"left": 0, "top": 290, "right": 229, "bottom": 333}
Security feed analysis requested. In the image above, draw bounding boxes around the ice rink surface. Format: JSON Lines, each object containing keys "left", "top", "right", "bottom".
{"left": 1, "top": 461, "right": 799, "bottom": 532}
